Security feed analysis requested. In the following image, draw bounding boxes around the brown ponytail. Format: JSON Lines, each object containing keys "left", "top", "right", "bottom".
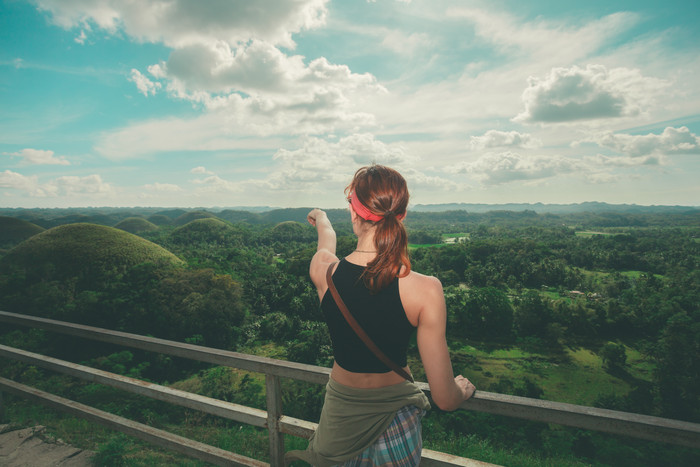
{"left": 345, "top": 165, "right": 411, "bottom": 293}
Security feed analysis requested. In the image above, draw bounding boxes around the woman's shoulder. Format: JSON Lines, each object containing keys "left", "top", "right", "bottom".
{"left": 403, "top": 269, "right": 442, "bottom": 288}
{"left": 399, "top": 270, "right": 444, "bottom": 325}
{"left": 400, "top": 270, "right": 444, "bottom": 301}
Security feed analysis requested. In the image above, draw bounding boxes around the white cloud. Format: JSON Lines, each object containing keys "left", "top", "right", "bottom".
{"left": 579, "top": 126, "right": 700, "bottom": 157}
{"left": 144, "top": 182, "right": 182, "bottom": 192}
{"left": 0, "top": 170, "right": 39, "bottom": 191}
{"left": 154, "top": 39, "right": 383, "bottom": 102}
{"left": 191, "top": 174, "right": 242, "bottom": 193}
{"left": 190, "top": 166, "right": 213, "bottom": 175}
{"left": 74, "top": 29, "right": 87, "bottom": 44}
{"left": 584, "top": 153, "right": 662, "bottom": 167}
{"left": 264, "top": 134, "right": 453, "bottom": 193}
{"left": 129, "top": 69, "right": 161, "bottom": 96}
{"left": 4, "top": 148, "right": 70, "bottom": 165}
{"left": 272, "top": 133, "right": 415, "bottom": 177}
{"left": 34, "top": 1, "right": 383, "bottom": 141}
{"left": 335, "top": 21, "right": 431, "bottom": 57}
{"left": 49, "top": 174, "right": 115, "bottom": 196}
{"left": 469, "top": 130, "right": 541, "bottom": 150}
{"left": 0, "top": 170, "right": 114, "bottom": 197}
{"left": 447, "top": 9, "right": 638, "bottom": 65}
{"left": 448, "top": 151, "right": 584, "bottom": 185}
{"left": 96, "top": 98, "right": 377, "bottom": 160}
{"left": 33, "top": 0, "right": 329, "bottom": 49}
{"left": 514, "top": 64, "right": 669, "bottom": 124}
{"left": 380, "top": 30, "right": 430, "bottom": 56}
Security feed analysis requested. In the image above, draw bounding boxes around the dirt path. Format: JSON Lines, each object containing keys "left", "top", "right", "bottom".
{"left": 0, "top": 424, "right": 95, "bottom": 466}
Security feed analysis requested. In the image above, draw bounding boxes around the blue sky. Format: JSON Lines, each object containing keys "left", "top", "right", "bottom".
{"left": 1, "top": 0, "right": 699, "bottom": 209}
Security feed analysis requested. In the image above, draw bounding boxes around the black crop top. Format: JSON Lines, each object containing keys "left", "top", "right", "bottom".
{"left": 321, "top": 258, "right": 415, "bottom": 373}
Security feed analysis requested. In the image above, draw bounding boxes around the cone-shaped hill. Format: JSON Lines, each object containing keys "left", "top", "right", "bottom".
{"left": 267, "top": 220, "right": 316, "bottom": 243}
{"left": 170, "top": 218, "right": 249, "bottom": 245}
{"left": 147, "top": 214, "right": 172, "bottom": 226}
{"left": 0, "top": 223, "right": 183, "bottom": 282}
{"left": 173, "top": 210, "right": 217, "bottom": 226}
{"left": 114, "top": 217, "right": 160, "bottom": 234}
{"left": 0, "top": 216, "right": 45, "bottom": 247}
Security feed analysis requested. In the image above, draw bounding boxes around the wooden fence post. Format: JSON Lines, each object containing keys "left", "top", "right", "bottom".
{"left": 266, "top": 374, "right": 284, "bottom": 466}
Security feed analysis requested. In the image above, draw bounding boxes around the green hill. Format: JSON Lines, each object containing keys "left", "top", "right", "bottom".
{"left": 147, "top": 214, "right": 173, "bottom": 226}
{"left": 0, "top": 216, "right": 45, "bottom": 247}
{"left": 173, "top": 210, "right": 217, "bottom": 226}
{"left": 154, "top": 208, "right": 188, "bottom": 220}
{"left": 267, "top": 220, "right": 316, "bottom": 243}
{"left": 114, "top": 217, "right": 160, "bottom": 234}
{"left": 170, "top": 218, "right": 247, "bottom": 245}
{"left": 217, "top": 209, "right": 261, "bottom": 224}
{"left": 0, "top": 223, "right": 183, "bottom": 281}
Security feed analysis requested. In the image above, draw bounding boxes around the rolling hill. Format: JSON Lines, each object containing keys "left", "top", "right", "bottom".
{"left": 114, "top": 217, "right": 160, "bottom": 234}
{"left": 0, "top": 216, "right": 45, "bottom": 247}
{"left": 0, "top": 223, "right": 183, "bottom": 281}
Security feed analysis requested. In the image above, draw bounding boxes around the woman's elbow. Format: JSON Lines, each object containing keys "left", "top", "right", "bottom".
{"left": 431, "top": 394, "right": 462, "bottom": 411}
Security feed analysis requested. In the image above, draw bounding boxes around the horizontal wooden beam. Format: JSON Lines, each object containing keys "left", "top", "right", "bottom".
{"left": 459, "top": 387, "right": 700, "bottom": 448}
{"left": 0, "top": 377, "right": 267, "bottom": 467}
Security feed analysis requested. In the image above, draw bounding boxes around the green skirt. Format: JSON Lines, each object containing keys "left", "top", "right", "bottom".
{"left": 285, "top": 378, "right": 431, "bottom": 466}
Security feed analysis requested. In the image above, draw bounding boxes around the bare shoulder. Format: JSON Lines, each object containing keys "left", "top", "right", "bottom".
{"left": 400, "top": 270, "right": 445, "bottom": 325}
{"left": 402, "top": 270, "right": 443, "bottom": 294}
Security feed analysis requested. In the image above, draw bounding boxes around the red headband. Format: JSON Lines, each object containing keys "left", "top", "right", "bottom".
{"left": 349, "top": 191, "right": 405, "bottom": 222}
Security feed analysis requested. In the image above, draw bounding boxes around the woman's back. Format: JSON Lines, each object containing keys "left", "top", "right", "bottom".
{"left": 322, "top": 258, "right": 414, "bottom": 373}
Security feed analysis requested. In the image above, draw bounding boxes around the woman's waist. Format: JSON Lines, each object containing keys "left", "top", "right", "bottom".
{"left": 330, "top": 362, "right": 411, "bottom": 389}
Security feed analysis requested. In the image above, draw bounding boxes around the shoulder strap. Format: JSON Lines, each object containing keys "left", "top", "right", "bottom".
{"left": 325, "top": 262, "right": 414, "bottom": 382}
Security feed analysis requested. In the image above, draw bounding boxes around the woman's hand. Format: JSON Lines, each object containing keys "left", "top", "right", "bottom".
{"left": 307, "top": 208, "right": 326, "bottom": 227}
{"left": 454, "top": 375, "right": 476, "bottom": 401}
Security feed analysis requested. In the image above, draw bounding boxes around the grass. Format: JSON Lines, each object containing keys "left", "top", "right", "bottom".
{"left": 574, "top": 231, "right": 629, "bottom": 237}
{"left": 447, "top": 342, "right": 651, "bottom": 406}
{"left": 423, "top": 434, "right": 590, "bottom": 467}
{"left": 577, "top": 268, "right": 665, "bottom": 287}
{"left": 619, "top": 270, "right": 665, "bottom": 280}
{"left": 409, "top": 243, "right": 451, "bottom": 249}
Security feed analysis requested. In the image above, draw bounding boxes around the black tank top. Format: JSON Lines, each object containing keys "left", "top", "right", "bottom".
{"left": 321, "top": 258, "right": 415, "bottom": 373}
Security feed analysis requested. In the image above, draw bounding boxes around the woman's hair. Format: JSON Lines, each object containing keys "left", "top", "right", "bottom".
{"left": 345, "top": 165, "right": 411, "bottom": 293}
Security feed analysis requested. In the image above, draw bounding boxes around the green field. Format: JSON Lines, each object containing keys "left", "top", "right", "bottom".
{"left": 445, "top": 343, "right": 650, "bottom": 406}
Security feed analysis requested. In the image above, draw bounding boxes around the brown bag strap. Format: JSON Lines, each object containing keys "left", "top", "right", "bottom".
{"left": 326, "top": 262, "right": 414, "bottom": 383}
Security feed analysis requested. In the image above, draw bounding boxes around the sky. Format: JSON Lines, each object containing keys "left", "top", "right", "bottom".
{"left": 1, "top": 0, "right": 699, "bottom": 209}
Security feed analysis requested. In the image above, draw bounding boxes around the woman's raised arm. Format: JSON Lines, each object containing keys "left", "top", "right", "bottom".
{"left": 307, "top": 208, "right": 339, "bottom": 299}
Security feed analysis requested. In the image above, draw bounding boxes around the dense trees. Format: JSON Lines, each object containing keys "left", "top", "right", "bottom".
{"left": 445, "top": 286, "right": 513, "bottom": 340}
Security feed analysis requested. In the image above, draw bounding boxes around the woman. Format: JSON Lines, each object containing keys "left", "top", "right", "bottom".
{"left": 287, "top": 165, "right": 475, "bottom": 466}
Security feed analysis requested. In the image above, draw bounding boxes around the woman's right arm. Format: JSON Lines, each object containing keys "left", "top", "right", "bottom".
{"left": 307, "top": 209, "right": 338, "bottom": 299}
{"left": 415, "top": 276, "right": 475, "bottom": 411}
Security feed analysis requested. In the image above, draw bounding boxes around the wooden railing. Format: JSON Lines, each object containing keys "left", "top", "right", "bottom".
{"left": 1, "top": 310, "right": 699, "bottom": 466}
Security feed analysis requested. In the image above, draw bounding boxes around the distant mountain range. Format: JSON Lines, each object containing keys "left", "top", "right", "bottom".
{"left": 217, "top": 201, "right": 700, "bottom": 214}
{"left": 2, "top": 202, "right": 698, "bottom": 222}
{"left": 409, "top": 202, "right": 700, "bottom": 214}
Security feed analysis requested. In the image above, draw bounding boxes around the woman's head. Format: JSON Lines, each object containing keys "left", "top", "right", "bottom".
{"left": 345, "top": 165, "right": 411, "bottom": 292}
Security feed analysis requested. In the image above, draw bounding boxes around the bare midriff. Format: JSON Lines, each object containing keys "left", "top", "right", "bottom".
{"left": 330, "top": 361, "right": 411, "bottom": 388}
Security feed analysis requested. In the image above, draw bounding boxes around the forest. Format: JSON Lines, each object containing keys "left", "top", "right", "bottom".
{"left": 0, "top": 205, "right": 699, "bottom": 466}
